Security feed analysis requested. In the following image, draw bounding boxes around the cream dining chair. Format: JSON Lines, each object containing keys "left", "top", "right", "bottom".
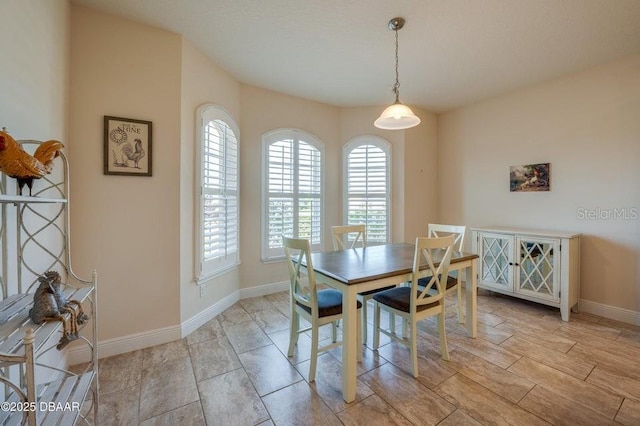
{"left": 372, "top": 235, "right": 455, "bottom": 377}
{"left": 331, "top": 225, "right": 396, "bottom": 344}
{"left": 422, "top": 224, "right": 467, "bottom": 324}
{"left": 283, "top": 235, "right": 362, "bottom": 382}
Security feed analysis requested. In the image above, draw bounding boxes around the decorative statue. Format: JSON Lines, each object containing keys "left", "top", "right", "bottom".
{"left": 0, "top": 128, "right": 64, "bottom": 196}
{"left": 29, "top": 271, "right": 87, "bottom": 350}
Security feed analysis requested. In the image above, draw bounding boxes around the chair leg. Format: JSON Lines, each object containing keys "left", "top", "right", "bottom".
{"left": 438, "top": 311, "right": 450, "bottom": 361}
{"left": 373, "top": 302, "right": 380, "bottom": 350}
{"left": 309, "top": 320, "right": 319, "bottom": 382}
{"left": 287, "top": 310, "right": 299, "bottom": 357}
{"left": 410, "top": 319, "right": 418, "bottom": 378}
{"left": 357, "top": 311, "right": 363, "bottom": 362}
{"left": 361, "top": 297, "right": 368, "bottom": 345}
{"left": 332, "top": 321, "right": 338, "bottom": 343}
{"left": 390, "top": 312, "right": 396, "bottom": 336}
{"left": 456, "top": 277, "right": 465, "bottom": 324}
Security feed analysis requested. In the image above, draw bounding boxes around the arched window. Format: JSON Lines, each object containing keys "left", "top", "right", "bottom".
{"left": 343, "top": 136, "right": 391, "bottom": 243}
{"left": 262, "top": 129, "right": 324, "bottom": 260}
{"left": 196, "top": 105, "right": 239, "bottom": 282}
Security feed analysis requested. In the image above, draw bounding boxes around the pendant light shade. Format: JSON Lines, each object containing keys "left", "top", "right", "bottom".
{"left": 374, "top": 17, "right": 420, "bottom": 130}
{"left": 374, "top": 102, "right": 421, "bottom": 130}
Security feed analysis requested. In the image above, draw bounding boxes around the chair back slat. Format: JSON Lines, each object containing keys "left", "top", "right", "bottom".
{"left": 282, "top": 235, "right": 317, "bottom": 311}
{"left": 331, "top": 224, "right": 367, "bottom": 250}
{"left": 428, "top": 224, "right": 466, "bottom": 252}
{"left": 411, "top": 235, "right": 455, "bottom": 309}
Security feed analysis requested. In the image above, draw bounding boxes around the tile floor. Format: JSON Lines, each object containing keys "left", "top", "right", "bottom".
{"left": 93, "top": 289, "right": 640, "bottom": 425}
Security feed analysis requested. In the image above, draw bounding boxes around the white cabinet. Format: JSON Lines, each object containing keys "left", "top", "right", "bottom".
{"left": 471, "top": 226, "right": 581, "bottom": 321}
{"left": 0, "top": 140, "right": 97, "bottom": 425}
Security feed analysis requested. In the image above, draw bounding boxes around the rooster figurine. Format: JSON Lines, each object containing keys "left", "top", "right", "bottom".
{"left": 0, "top": 128, "right": 64, "bottom": 196}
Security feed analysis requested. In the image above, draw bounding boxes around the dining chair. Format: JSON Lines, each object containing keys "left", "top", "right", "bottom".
{"left": 283, "top": 235, "right": 362, "bottom": 382}
{"left": 372, "top": 235, "right": 455, "bottom": 378}
{"left": 420, "top": 224, "right": 467, "bottom": 324}
{"left": 331, "top": 224, "right": 396, "bottom": 344}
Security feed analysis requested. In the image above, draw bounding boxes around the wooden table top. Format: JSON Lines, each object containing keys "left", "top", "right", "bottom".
{"left": 308, "top": 243, "right": 478, "bottom": 285}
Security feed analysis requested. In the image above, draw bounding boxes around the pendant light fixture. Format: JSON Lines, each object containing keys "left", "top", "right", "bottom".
{"left": 374, "top": 17, "right": 421, "bottom": 130}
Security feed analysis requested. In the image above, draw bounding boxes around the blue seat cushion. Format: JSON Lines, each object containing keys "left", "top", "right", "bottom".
{"left": 372, "top": 286, "right": 439, "bottom": 313}
{"left": 296, "top": 289, "right": 362, "bottom": 318}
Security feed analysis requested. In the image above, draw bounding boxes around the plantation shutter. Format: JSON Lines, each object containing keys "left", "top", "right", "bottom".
{"left": 201, "top": 119, "right": 239, "bottom": 275}
{"left": 264, "top": 131, "right": 323, "bottom": 259}
{"left": 346, "top": 143, "right": 389, "bottom": 243}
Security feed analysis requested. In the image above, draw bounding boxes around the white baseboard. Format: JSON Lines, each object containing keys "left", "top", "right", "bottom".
{"left": 66, "top": 281, "right": 287, "bottom": 363}
{"left": 239, "top": 280, "right": 288, "bottom": 299}
{"left": 579, "top": 298, "right": 640, "bottom": 326}
{"left": 180, "top": 291, "right": 240, "bottom": 337}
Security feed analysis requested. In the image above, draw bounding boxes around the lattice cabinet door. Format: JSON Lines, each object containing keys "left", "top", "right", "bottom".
{"left": 477, "top": 232, "right": 513, "bottom": 292}
{"left": 515, "top": 237, "right": 560, "bottom": 302}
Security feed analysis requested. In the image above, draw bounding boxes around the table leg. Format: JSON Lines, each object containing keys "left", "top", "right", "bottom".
{"left": 465, "top": 259, "right": 478, "bottom": 338}
{"left": 342, "top": 285, "right": 358, "bottom": 402}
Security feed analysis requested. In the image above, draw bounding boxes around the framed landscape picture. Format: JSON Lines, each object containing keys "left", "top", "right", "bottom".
{"left": 103, "top": 116, "right": 152, "bottom": 176}
{"left": 510, "top": 163, "right": 550, "bottom": 192}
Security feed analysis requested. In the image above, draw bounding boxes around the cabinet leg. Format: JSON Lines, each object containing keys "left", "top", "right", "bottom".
{"left": 560, "top": 305, "right": 570, "bottom": 322}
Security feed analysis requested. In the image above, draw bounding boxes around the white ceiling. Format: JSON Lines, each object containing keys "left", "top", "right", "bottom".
{"left": 71, "top": 0, "right": 640, "bottom": 112}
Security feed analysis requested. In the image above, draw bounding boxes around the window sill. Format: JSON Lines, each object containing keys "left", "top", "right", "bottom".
{"left": 195, "top": 262, "right": 239, "bottom": 285}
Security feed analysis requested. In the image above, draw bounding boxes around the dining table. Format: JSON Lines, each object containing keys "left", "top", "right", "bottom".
{"left": 305, "top": 242, "right": 479, "bottom": 403}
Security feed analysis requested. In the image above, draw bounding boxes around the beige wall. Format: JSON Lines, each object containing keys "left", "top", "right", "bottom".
{"left": 69, "top": 6, "right": 183, "bottom": 340}
{"left": 0, "top": 0, "right": 69, "bottom": 140}
{"left": 238, "top": 85, "right": 342, "bottom": 289}
{"left": 438, "top": 55, "right": 640, "bottom": 313}
{"left": 179, "top": 39, "right": 241, "bottom": 321}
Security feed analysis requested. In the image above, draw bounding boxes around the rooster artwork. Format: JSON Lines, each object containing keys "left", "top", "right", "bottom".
{"left": 0, "top": 129, "right": 64, "bottom": 196}
{"left": 104, "top": 116, "right": 152, "bottom": 176}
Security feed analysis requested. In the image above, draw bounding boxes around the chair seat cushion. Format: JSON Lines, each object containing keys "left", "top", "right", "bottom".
{"left": 372, "top": 286, "right": 440, "bottom": 313}
{"left": 358, "top": 285, "right": 396, "bottom": 296}
{"left": 296, "top": 289, "right": 362, "bottom": 318}
{"left": 417, "top": 274, "right": 458, "bottom": 290}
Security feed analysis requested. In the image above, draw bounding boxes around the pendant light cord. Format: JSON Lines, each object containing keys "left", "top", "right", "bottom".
{"left": 393, "top": 28, "right": 400, "bottom": 103}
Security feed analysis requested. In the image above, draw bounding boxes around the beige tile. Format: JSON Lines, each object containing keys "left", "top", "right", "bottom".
{"left": 501, "top": 335, "right": 594, "bottom": 379}
{"left": 507, "top": 356, "right": 622, "bottom": 418}
{"left": 568, "top": 343, "right": 640, "bottom": 379}
{"left": 185, "top": 317, "right": 225, "bottom": 345}
{"left": 336, "top": 394, "right": 413, "bottom": 426}
{"left": 557, "top": 319, "right": 622, "bottom": 341}
{"left": 586, "top": 366, "right": 640, "bottom": 401}
{"left": 224, "top": 320, "right": 272, "bottom": 354}
{"left": 139, "top": 401, "right": 205, "bottom": 426}
{"left": 264, "top": 290, "right": 289, "bottom": 306}
{"left": 188, "top": 336, "right": 242, "bottom": 382}
{"left": 257, "top": 420, "right": 274, "bottom": 426}
{"left": 239, "top": 296, "right": 276, "bottom": 314}
{"left": 476, "top": 311, "right": 507, "bottom": 327}
{"left": 435, "top": 373, "right": 549, "bottom": 426}
{"left": 445, "top": 330, "right": 521, "bottom": 369}
{"left": 466, "top": 321, "right": 512, "bottom": 345}
{"left": 238, "top": 344, "right": 303, "bottom": 396}
{"left": 497, "top": 321, "right": 576, "bottom": 353}
{"left": 142, "top": 339, "right": 189, "bottom": 369}
{"left": 268, "top": 328, "right": 314, "bottom": 364}
{"left": 438, "top": 409, "right": 484, "bottom": 426}
{"left": 252, "top": 308, "right": 290, "bottom": 334}
{"left": 262, "top": 381, "right": 342, "bottom": 426}
{"left": 97, "top": 385, "right": 139, "bottom": 426}
{"left": 198, "top": 369, "right": 270, "bottom": 425}
{"left": 375, "top": 341, "right": 456, "bottom": 389}
{"left": 360, "top": 363, "right": 455, "bottom": 425}
{"left": 600, "top": 318, "right": 640, "bottom": 333}
{"left": 494, "top": 312, "right": 562, "bottom": 334}
{"left": 518, "top": 385, "right": 616, "bottom": 425}
{"left": 616, "top": 398, "right": 640, "bottom": 426}
{"left": 327, "top": 345, "right": 388, "bottom": 376}
{"left": 556, "top": 327, "right": 640, "bottom": 361}
{"left": 446, "top": 348, "right": 535, "bottom": 404}
{"left": 139, "top": 356, "right": 199, "bottom": 420}
{"left": 297, "top": 353, "right": 374, "bottom": 413}
{"left": 98, "top": 350, "right": 143, "bottom": 394}
{"left": 218, "top": 304, "right": 253, "bottom": 328}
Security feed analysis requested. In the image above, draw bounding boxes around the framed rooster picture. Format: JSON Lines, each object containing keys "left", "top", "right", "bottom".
{"left": 103, "top": 116, "right": 152, "bottom": 176}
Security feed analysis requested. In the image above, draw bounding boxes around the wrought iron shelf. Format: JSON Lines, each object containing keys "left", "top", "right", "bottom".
{"left": 0, "top": 371, "right": 95, "bottom": 426}
{"left": 0, "top": 195, "right": 67, "bottom": 204}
